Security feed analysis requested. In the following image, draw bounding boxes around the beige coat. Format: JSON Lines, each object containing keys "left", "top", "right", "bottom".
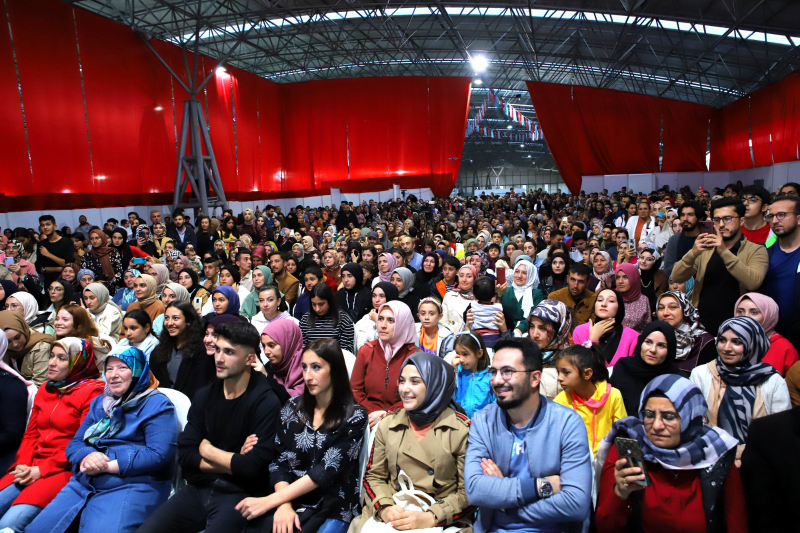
{"left": 92, "top": 304, "right": 124, "bottom": 342}
{"left": 671, "top": 236, "right": 769, "bottom": 308}
{"left": 13, "top": 340, "right": 51, "bottom": 387}
{"left": 349, "top": 408, "right": 472, "bottom": 533}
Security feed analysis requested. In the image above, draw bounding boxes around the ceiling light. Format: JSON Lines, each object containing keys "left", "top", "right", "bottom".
{"left": 507, "top": 125, "right": 513, "bottom": 129}
{"left": 470, "top": 54, "right": 488, "bottom": 72}
{"left": 520, "top": 144, "right": 525, "bottom": 147}
{"left": 474, "top": 78, "right": 483, "bottom": 85}
{"left": 154, "top": 106, "right": 163, "bottom": 111}
{"left": 216, "top": 66, "right": 227, "bottom": 74}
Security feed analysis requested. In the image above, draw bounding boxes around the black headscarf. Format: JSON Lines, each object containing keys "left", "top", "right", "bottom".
{"left": 373, "top": 281, "right": 400, "bottom": 305}
{"left": 336, "top": 263, "right": 371, "bottom": 321}
{"left": 596, "top": 288, "right": 627, "bottom": 364}
{"left": 0, "top": 280, "right": 18, "bottom": 310}
{"left": 179, "top": 267, "right": 201, "bottom": 299}
{"left": 401, "top": 351, "right": 459, "bottom": 425}
{"left": 111, "top": 228, "right": 133, "bottom": 271}
{"left": 549, "top": 251, "right": 571, "bottom": 284}
{"left": 413, "top": 252, "right": 441, "bottom": 296}
{"left": 611, "top": 320, "right": 680, "bottom": 416}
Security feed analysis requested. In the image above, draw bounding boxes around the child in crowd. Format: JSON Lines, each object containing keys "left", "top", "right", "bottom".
{"left": 451, "top": 331, "right": 495, "bottom": 417}
{"left": 554, "top": 344, "right": 627, "bottom": 456}
{"left": 468, "top": 277, "right": 504, "bottom": 349}
{"left": 417, "top": 297, "right": 455, "bottom": 357}
{"left": 433, "top": 256, "right": 461, "bottom": 299}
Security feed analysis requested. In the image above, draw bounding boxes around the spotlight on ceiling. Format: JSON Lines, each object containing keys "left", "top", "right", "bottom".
{"left": 520, "top": 144, "right": 525, "bottom": 148}
{"left": 470, "top": 54, "right": 488, "bottom": 73}
{"left": 216, "top": 66, "right": 227, "bottom": 74}
{"left": 474, "top": 78, "right": 483, "bottom": 85}
{"left": 507, "top": 125, "right": 513, "bottom": 129}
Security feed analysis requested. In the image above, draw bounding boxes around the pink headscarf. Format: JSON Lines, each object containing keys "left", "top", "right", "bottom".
{"left": 262, "top": 321, "right": 305, "bottom": 397}
{"left": 615, "top": 263, "right": 642, "bottom": 303}
{"left": 379, "top": 252, "right": 398, "bottom": 282}
{"left": 735, "top": 292, "right": 779, "bottom": 337}
{"left": 377, "top": 301, "right": 418, "bottom": 362}
{"left": 459, "top": 263, "right": 478, "bottom": 279}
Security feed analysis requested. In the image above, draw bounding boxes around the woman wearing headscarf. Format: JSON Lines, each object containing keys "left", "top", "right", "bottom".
{"left": 0, "top": 311, "right": 56, "bottom": 387}
{"left": 412, "top": 252, "right": 441, "bottom": 298}
{"left": 527, "top": 300, "right": 572, "bottom": 399}
{"left": 258, "top": 321, "right": 305, "bottom": 397}
{"left": 0, "top": 338, "right": 103, "bottom": 533}
{"left": 0, "top": 333, "right": 34, "bottom": 475}
{"left": 111, "top": 268, "right": 140, "bottom": 312}
{"left": 148, "top": 263, "right": 170, "bottom": 297}
{"left": 204, "top": 285, "right": 244, "bottom": 320}
{"left": 335, "top": 263, "right": 371, "bottom": 322}
{"left": 573, "top": 289, "right": 639, "bottom": 367}
{"left": 690, "top": 316, "right": 791, "bottom": 466}
{"left": 614, "top": 263, "right": 651, "bottom": 333}
{"left": 655, "top": 291, "right": 715, "bottom": 375}
{"left": 734, "top": 292, "right": 798, "bottom": 377}
{"left": 588, "top": 251, "right": 614, "bottom": 293}
{"left": 637, "top": 246, "right": 668, "bottom": 312}
{"left": 351, "top": 301, "right": 417, "bottom": 424}
{"left": 79, "top": 229, "right": 123, "bottom": 293}
{"left": 0, "top": 280, "right": 19, "bottom": 313}
{"left": 168, "top": 255, "right": 192, "bottom": 283}
{"left": 376, "top": 252, "right": 397, "bottom": 283}
{"left": 291, "top": 242, "right": 305, "bottom": 263}
{"left": 177, "top": 267, "right": 201, "bottom": 302}
{"left": 509, "top": 259, "right": 544, "bottom": 323}
{"left": 4, "top": 291, "right": 51, "bottom": 335}
{"left": 24, "top": 346, "right": 177, "bottom": 533}
{"left": 109, "top": 228, "right": 134, "bottom": 272}
{"left": 610, "top": 321, "right": 682, "bottom": 416}
{"left": 390, "top": 267, "right": 420, "bottom": 322}
{"left": 596, "top": 375, "right": 745, "bottom": 533}
{"left": 125, "top": 273, "right": 166, "bottom": 323}
{"left": 441, "top": 264, "right": 478, "bottom": 333}
{"left": 351, "top": 351, "right": 471, "bottom": 533}
{"left": 539, "top": 251, "right": 570, "bottom": 297}
{"left": 464, "top": 249, "right": 493, "bottom": 278}
{"left": 301, "top": 235, "right": 316, "bottom": 255}
{"left": 82, "top": 283, "right": 124, "bottom": 342}
{"left": 354, "top": 281, "right": 400, "bottom": 351}
{"left": 240, "top": 266, "right": 273, "bottom": 320}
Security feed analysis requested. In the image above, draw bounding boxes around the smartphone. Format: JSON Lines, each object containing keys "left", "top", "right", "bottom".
{"left": 562, "top": 216, "right": 569, "bottom": 223}
{"left": 496, "top": 267, "right": 506, "bottom": 285}
{"left": 698, "top": 220, "right": 715, "bottom": 235}
{"left": 4, "top": 257, "right": 13, "bottom": 268}
{"left": 192, "top": 296, "right": 203, "bottom": 313}
{"left": 132, "top": 257, "right": 147, "bottom": 265}
{"left": 615, "top": 437, "right": 652, "bottom": 487}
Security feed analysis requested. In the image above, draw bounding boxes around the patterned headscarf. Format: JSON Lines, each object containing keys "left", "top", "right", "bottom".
{"left": 77, "top": 269, "right": 95, "bottom": 282}
{"left": 656, "top": 291, "right": 707, "bottom": 361}
{"left": 595, "top": 375, "right": 738, "bottom": 474}
{"left": 465, "top": 250, "right": 492, "bottom": 276}
{"left": 120, "top": 268, "right": 141, "bottom": 307}
{"left": 528, "top": 300, "right": 572, "bottom": 364}
{"left": 46, "top": 337, "right": 100, "bottom": 393}
{"left": 715, "top": 316, "right": 776, "bottom": 443}
{"left": 83, "top": 345, "right": 159, "bottom": 445}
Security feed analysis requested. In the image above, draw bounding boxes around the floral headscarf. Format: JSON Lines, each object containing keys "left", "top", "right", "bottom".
{"left": 46, "top": 337, "right": 100, "bottom": 393}
{"left": 528, "top": 300, "right": 572, "bottom": 363}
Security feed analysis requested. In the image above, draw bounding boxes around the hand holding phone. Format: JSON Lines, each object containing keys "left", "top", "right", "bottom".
{"left": 698, "top": 220, "right": 715, "bottom": 235}
{"left": 615, "top": 437, "right": 651, "bottom": 490}
{"left": 496, "top": 267, "right": 506, "bottom": 285}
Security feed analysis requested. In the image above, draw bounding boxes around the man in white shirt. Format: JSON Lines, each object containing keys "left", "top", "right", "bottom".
{"left": 624, "top": 201, "right": 657, "bottom": 245}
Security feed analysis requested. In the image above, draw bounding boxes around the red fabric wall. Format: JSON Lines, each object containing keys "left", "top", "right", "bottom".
{"left": 0, "top": 1, "right": 470, "bottom": 210}
{"left": 661, "top": 100, "right": 712, "bottom": 172}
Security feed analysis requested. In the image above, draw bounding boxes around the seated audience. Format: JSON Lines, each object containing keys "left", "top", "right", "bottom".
{"left": 655, "top": 290, "right": 716, "bottom": 375}
{"left": 690, "top": 316, "right": 791, "bottom": 466}
{"left": 554, "top": 344, "right": 627, "bottom": 455}
{"left": 572, "top": 289, "right": 638, "bottom": 366}
{"left": 25, "top": 345, "right": 177, "bottom": 533}
{"left": 1, "top": 311, "right": 55, "bottom": 387}
{"left": 335, "top": 263, "right": 371, "bottom": 322}
{"left": 299, "top": 283, "right": 355, "bottom": 353}
{"left": 416, "top": 297, "right": 455, "bottom": 357}
{"left": 451, "top": 331, "right": 494, "bottom": 417}
{"left": 82, "top": 283, "right": 124, "bottom": 341}
{"left": 257, "top": 320, "right": 305, "bottom": 397}
{"left": 614, "top": 263, "right": 651, "bottom": 332}
{"left": 465, "top": 337, "right": 592, "bottom": 532}
{"left": 0, "top": 337, "right": 103, "bottom": 532}
{"left": 595, "top": 375, "right": 745, "bottom": 533}
{"left": 236, "top": 339, "right": 367, "bottom": 532}
{"left": 117, "top": 309, "right": 159, "bottom": 359}
{"left": 240, "top": 265, "right": 273, "bottom": 320}
{"left": 351, "top": 301, "right": 417, "bottom": 425}
{"left": 125, "top": 274, "right": 166, "bottom": 322}
{"left": 527, "top": 300, "right": 573, "bottom": 399}
{"left": 138, "top": 321, "right": 281, "bottom": 533}
{"left": 354, "top": 281, "right": 399, "bottom": 351}
{"left": 548, "top": 262, "right": 597, "bottom": 328}
{"left": 734, "top": 292, "right": 798, "bottom": 376}
{"left": 111, "top": 268, "right": 140, "bottom": 312}
{"left": 0, "top": 334, "right": 32, "bottom": 474}
{"left": 249, "top": 285, "right": 297, "bottom": 334}
{"left": 352, "top": 351, "right": 472, "bottom": 533}
{"left": 441, "top": 264, "right": 478, "bottom": 333}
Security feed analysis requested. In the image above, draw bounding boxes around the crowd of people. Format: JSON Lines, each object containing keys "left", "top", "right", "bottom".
{"left": 1, "top": 181, "right": 799, "bottom": 533}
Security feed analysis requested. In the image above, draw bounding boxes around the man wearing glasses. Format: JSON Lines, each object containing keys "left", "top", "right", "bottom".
{"left": 739, "top": 185, "right": 775, "bottom": 246}
{"left": 672, "top": 197, "right": 768, "bottom": 335}
{"left": 465, "top": 337, "right": 592, "bottom": 533}
{"left": 760, "top": 195, "right": 800, "bottom": 346}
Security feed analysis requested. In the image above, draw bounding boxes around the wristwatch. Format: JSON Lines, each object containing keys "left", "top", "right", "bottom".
{"left": 537, "top": 477, "right": 554, "bottom": 499}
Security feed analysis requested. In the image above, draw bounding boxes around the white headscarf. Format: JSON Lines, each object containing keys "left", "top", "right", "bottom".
{"left": 84, "top": 283, "right": 111, "bottom": 315}
{"left": 10, "top": 292, "right": 39, "bottom": 323}
{"left": 511, "top": 260, "right": 540, "bottom": 318}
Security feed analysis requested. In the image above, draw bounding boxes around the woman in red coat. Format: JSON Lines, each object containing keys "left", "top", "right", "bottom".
{"left": 0, "top": 337, "right": 103, "bottom": 532}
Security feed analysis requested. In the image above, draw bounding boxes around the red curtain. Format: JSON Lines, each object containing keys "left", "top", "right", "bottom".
{"left": 710, "top": 97, "right": 753, "bottom": 171}
{"left": 661, "top": 100, "right": 712, "bottom": 172}
{"left": 750, "top": 72, "right": 800, "bottom": 165}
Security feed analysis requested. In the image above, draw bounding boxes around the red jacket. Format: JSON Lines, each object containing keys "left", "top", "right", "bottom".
{"left": 0, "top": 379, "right": 104, "bottom": 507}
{"left": 351, "top": 341, "right": 417, "bottom": 413}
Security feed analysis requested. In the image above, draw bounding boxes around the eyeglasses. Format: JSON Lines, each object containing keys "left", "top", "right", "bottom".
{"left": 711, "top": 215, "right": 737, "bottom": 225}
{"left": 487, "top": 367, "right": 532, "bottom": 381}
{"left": 640, "top": 409, "right": 680, "bottom": 424}
{"left": 742, "top": 196, "right": 761, "bottom": 204}
{"left": 48, "top": 286, "right": 64, "bottom": 292}
{"left": 5, "top": 302, "right": 22, "bottom": 311}
{"left": 766, "top": 212, "right": 796, "bottom": 222}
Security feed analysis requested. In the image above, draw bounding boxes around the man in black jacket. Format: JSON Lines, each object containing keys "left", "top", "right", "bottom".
{"left": 166, "top": 211, "right": 197, "bottom": 254}
{"left": 740, "top": 406, "right": 800, "bottom": 533}
{"left": 138, "top": 321, "right": 282, "bottom": 533}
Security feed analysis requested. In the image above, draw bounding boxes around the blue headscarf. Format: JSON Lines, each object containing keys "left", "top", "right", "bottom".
{"left": 83, "top": 346, "right": 159, "bottom": 446}
{"left": 595, "top": 374, "right": 738, "bottom": 472}
{"left": 120, "top": 268, "right": 140, "bottom": 307}
{"left": 212, "top": 285, "right": 241, "bottom": 316}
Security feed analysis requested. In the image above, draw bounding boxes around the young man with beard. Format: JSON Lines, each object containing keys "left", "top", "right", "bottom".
{"left": 672, "top": 197, "right": 768, "bottom": 335}
{"left": 760, "top": 195, "right": 800, "bottom": 345}
{"left": 137, "top": 321, "right": 282, "bottom": 533}
{"left": 465, "top": 337, "right": 591, "bottom": 533}
{"left": 663, "top": 201, "right": 704, "bottom": 278}
{"left": 269, "top": 251, "right": 299, "bottom": 306}
{"left": 167, "top": 211, "right": 197, "bottom": 253}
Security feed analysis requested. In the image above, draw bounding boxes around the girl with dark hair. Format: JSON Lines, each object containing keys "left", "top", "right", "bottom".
{"left": 554, "top": 344, "right": 627, "bottom": 455}
{"left": 611, "top": 320, "right": 681, "bottom": 416}
{"left": 299, "top": 283, "right": 355, "bottom": 353}
{"left": 109, "top": 228, "right": 134, "bottom": 271}
{"left": 177, "top": 267, "right": 201, "bottom": 301}
{"left": 220, "top": 216, "right": 240, "bottom": 254}
{"left": 117, "top": 309, "right": 159, "bottom": 359}
{"left": 237, "top": 339, "right": 367, "bottom": 532}
{"left": 354, "top": 281, "right": 399, "bottom": 351}
{"left": 149, "top": 301, "right": 214, "bottom": 400}
{"left": 451, "top": 331, "right": 494, "bottom": 417}
{"left": 351, "top": 351, "right": 472, "bottom": 533}
{"left": 250, "top": 285, "right": 297, "bottom": 334}
{"left": 572, "top": 289, "right": 639, "bottom": 366}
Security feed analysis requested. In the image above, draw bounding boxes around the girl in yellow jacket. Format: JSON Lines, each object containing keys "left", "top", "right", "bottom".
{"left": 554, "top": 343, "right": 627, "bottom": 455}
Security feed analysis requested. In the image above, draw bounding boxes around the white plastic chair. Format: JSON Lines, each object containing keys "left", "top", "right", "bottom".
{"left": 158, "top": 387, "right": 191, "bottom": 494}
{"left": 342, "top": 348, "right": 356, "bottom": 378}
